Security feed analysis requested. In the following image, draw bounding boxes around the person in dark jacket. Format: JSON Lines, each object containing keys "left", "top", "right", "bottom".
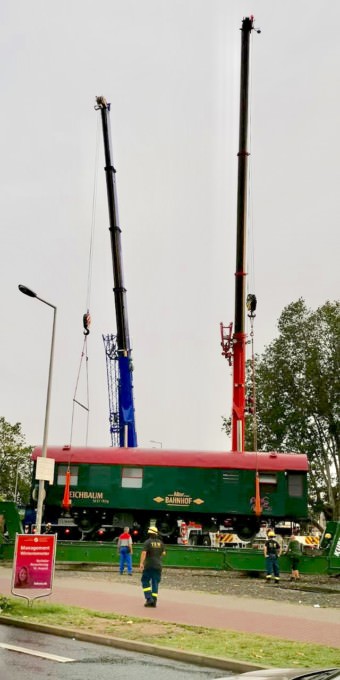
{"left": 139, "top": 526, "right": 166, "bottom": 607}
{"left": 264, "top": 530, "right": 281, "bottom": 584}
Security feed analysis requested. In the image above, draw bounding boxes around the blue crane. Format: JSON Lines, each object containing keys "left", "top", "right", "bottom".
{"left": 96, "top": 96, "right": 137, "bottom": 448}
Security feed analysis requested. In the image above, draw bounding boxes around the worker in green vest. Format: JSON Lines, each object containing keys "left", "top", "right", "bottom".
{"left": 287, "top": 532, "right": 301, "bottom": 581}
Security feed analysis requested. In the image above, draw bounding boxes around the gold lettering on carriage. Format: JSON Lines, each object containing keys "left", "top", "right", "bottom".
{"left": 165, "top": 491, "right": 192, "bottom": 506}
{"left": 70, "top": 491, "right": 104, "bottom": 500}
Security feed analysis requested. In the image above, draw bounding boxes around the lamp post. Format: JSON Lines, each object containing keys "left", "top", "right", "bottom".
{"left": 150, "top": 440, "right": 162, "bottom": 449}
{"left": 18, "top": 284, "right": 57, "bottom": 534}
{"left": 14, "top": 461, "right": 20, "bottom": 502}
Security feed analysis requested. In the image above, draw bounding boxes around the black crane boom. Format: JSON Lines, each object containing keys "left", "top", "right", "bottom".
{"left": 96, "top": 96, "right": 137, "bottom": 447}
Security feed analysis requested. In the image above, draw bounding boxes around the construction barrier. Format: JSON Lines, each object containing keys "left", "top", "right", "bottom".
{"left": 304, "top": 536, "right": 319, "bottom": 546}
{"left": 218, "top": 533, "right": 235, "bottom": 544}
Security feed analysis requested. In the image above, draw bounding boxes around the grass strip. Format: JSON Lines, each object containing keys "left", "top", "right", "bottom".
{"left": 0, "top": 596, "right": 339, "bottom": 668}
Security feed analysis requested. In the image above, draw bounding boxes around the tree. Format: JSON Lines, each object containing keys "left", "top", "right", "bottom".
{"left": 222, "top": 299, "right": 340, "bottom": 520}
{"left": 0, "top": 417, "right": 32, "bottom": 505}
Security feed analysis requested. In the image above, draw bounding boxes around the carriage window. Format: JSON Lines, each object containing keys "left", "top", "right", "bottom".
{"left": 259, "top": 473, "right": 277, "bottom": 485}
{"left": 122, "top": 467, "right": 143, "bottom": 488}
{"left": 222, "top": 471, "right": 239, "bottom": 484}
{"left": 57, "top": 465, "right": 78, "bottom": 485}
{"left": 288, "top": 474, "right": 303, "bottom": 497}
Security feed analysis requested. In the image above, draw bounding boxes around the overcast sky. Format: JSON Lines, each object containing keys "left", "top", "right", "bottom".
{"left": 1, "top": 1, "right": 339, "bottom": 452}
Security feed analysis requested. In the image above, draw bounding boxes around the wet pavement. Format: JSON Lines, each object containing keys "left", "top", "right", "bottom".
{"left": 0, "top": 624, "right": 232, "bottom": 680}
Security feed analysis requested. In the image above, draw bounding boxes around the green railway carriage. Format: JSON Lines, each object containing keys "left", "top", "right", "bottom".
{"left": 31, "top": 446, "right": 309, "bottom": 542}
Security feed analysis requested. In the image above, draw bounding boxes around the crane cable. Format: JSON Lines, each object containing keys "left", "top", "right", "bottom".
{"left": 246, "top": 296, "right": 261, "bottom": 515}
{"left": 249, "top": 313, "right": 261, "bottom": 517}
{"left": 68, "top": 114, "right": 100, "bottom": 450}
{"left": 248, "top": 309, "right": 258, "bottom": 452}
{"left": 247, "top": 31, "right": 261, "bottom": 517}
{"left": 247, "top": 30, "right": 256, "bottom": 303}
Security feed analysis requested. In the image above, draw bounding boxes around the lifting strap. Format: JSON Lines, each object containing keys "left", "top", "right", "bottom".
{"left": 69, "top": 330, "right": 90, "bottom": 447}
{"left": 62, "top": 468, "right": 72, "bottom": 510}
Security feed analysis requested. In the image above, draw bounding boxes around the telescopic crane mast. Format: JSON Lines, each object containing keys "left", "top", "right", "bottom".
{"left": 96, "top": 96, "right": 137, "bottom": 448}
{"left": 220, "top": 17, "right": 259, "bottom": 452}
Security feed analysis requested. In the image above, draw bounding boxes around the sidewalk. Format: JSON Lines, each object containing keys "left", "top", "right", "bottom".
{"left": 0, "top": 568, "right": 339, "bottom": 647}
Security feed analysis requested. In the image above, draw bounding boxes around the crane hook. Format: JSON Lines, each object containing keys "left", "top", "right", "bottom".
{"left": 246, "top": 293, "right": 257, "bottom": 318}
{"left": 83, "top": 312, "right": 91, "bottom": 336}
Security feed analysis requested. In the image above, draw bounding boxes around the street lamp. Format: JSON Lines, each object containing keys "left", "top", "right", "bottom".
{"left": 150, "top": 440, "right": 162, "bottom": 448}
{"left": 14, "top": 461, "right": 21, "bottom": 502}
{"left": 18, "top": 284, "right": 57, "bottom": 534}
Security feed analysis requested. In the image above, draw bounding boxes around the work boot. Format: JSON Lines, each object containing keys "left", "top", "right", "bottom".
{"left": 144, "top": 599, "right": 155, "bottom": 607}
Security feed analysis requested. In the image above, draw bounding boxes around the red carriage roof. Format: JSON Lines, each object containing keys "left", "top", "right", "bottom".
{"left": 32, "top": 446, "right": 309, "bottom": 471}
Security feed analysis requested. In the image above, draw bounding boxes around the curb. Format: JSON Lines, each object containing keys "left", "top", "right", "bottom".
{"left": 0, "top": 616, "right": 267, "bottom": 673}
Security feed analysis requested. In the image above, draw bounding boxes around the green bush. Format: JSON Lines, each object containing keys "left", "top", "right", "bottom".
{"left": 0, "top": 596, "right": 12, "bottom": 612}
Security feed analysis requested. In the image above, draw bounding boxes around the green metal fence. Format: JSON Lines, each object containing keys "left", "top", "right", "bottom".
{"left": 0, "top": 501, "right": 339, "bottom": 575}
{"left": 0, "top": 540, "right": 336, "bottom": 575}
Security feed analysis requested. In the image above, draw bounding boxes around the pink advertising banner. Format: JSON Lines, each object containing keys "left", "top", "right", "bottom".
{"left": 12, "top": 533, "right": 56, "bottom": 592}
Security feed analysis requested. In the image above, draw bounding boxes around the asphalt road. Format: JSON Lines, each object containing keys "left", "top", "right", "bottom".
{"left": 0, "top": 624, "right": 232, "bottom": 680}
